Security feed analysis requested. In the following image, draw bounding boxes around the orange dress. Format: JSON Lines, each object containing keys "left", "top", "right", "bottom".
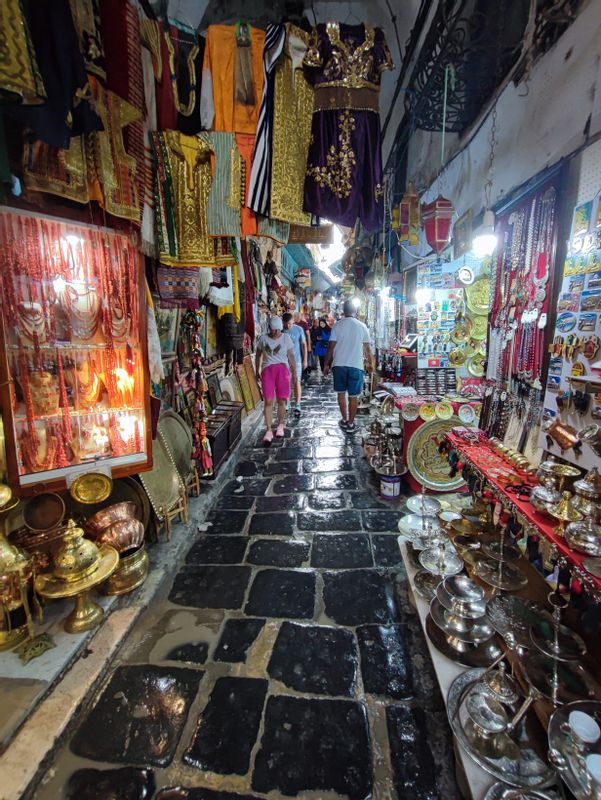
{"left": 200, "top": 24, "right": 265, "bottom": 135}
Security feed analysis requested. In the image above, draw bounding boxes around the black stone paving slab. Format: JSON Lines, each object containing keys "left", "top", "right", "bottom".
{"left": 349, "top": 492, "right": 397, "bottom": 509}
{"left": 166, "top": 642, "right": 209, "bottom": 665}
{"left": 267, "top": 621, "right": 357, "bottom": 696}
{"left": 252, "top": 695, "right": 372, "bottom": 799}
{"left": 248, "top": 511, "right": 295, "bottom": 535}
{"left": 362, "top": 510, "right": 403, "bottom": 532}
{"left": 246, "top": 538, "right": 309, "bottom": 567}
{"left": 297, "top": 510, "right": 361, "bottom": 531}
{"left": 255, "top": 494, "right": 306, "bottom": 512}
{"left": 219, "top": 479, "right": 270, "bottom": 496}
{"left": 316, "top": 473, "right": 358, "bottom": 490}
{"left": 213, "top": 494, "right": 256, "bottom": 511}
{"left": 212, "top": 618, "right": 266, "bottom": 662}
{"left": 311, "top": 533, "right": 373, "bottom": 568}
{"left": 302, "top": 457, "right": 354, "bottom": 473}
{"left": 205, "top": 510, "right": 249, "bottom": 534}
{"left": 156, "top": 790, "right": 263, "bottom": 800}
{"left": 314, "top": 444, "right": 360, "bottom": 459}
{"left": 357, "top": 625, "right": 413, "bottom": 699}
{"left": 271, "top": 474, "right": 314, "bottom": 493}
{"left": 372, "top": 534, "right": 403, "bottom": 566}
{"left": 386, "top": 705, "right": 441, "bottom": 800}
{"left": 71, "top": 665, "right": 201, "bottom": 767}
{"left": 184, "top": 677, "right": 268, "bottom": 774}
{"left": 274, "top": 444, "right": 314, "bottom": 460}
{"left": 245, "top": 569, "right": 316, "bottom": 618}
{"left": 323, "top": 569, "right": 401, "bottom": 625}
{"left": 66, "top": 767, "right": 155, "bottom": 800}
{"left": 169, "top": 566, "right": 251, "bottom": 610}
{"left": 307, "top": 490, "right": 346, "bottom": 510}
{"left": 185, "top": 536, "right": 248, "bottom": 565}
{"left": 264, "top": 461, "right": 303, "bottom": 475}
{"left": 235, "top": 460, "right": 263, "bottom": 477}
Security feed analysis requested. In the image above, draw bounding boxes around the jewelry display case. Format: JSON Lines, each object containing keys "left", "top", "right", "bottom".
{"left": 0, "top": 210, "right": 152, "bottom": 494}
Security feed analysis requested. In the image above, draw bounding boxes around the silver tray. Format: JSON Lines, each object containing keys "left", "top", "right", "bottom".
{"left": 530, "top": 620, "right": 587, "bottom": 662}
{"left": 426, "top": 615, "right": 501, "bottom": 667}
{"left": 430, "top": 596, "right": 495, "bottom": 643}
{"left": 521, "top": 652, "right": 601, "bottom": 705}
{"left": 398, "top": 513, "right": 440, "bottom": 537}
{"left": 448, "top": 668, "right": 556, "bottom": 789}
{"left": 548, "top": 700, "right": 601, "bottom": 800}
{"left": 419, "top": 545, "right": 463, "bottom": 576}
{"left": 407, "top": 495, "right": 442, "bottom": 515}
{"left": 474, "top": 557, "right": 528, "bottom": 591}
{"left": 584, "top": 558, "right": 601, "bottom": 579}
{"left": 482, "top": 539, "right": 522, "bottom": 562}
{"left": 486, "top": 595, "right": 551, "bottom": 651}
{"left": 437, "top": 577, "right": 487, "bottom": 619}
{"left": 484, "top": 781, "right": 563, "bottom": 799}
{"left": 565, "top": 526, "right": 601, "bottom": 558}
{"left": 413, "top": 570, "right": 440, "bottom": 600}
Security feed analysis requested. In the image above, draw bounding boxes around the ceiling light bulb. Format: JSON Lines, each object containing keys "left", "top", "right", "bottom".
{"left": 471, "top": 209, "right": 497, "bottom": 258}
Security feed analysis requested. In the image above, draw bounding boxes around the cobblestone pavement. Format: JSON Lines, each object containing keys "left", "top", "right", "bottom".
{"left": 33, "top": 379, "right": 461, "bottom": 800}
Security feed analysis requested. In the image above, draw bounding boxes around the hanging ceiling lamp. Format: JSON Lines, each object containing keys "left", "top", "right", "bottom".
{"left": 422, "top": 195, "right": 454, "bottom": 254}
{"left": 471, "top": 105, "right": 499, "bottom": 258}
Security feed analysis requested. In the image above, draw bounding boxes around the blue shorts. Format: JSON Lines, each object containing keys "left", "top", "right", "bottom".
{"left": 333, "top": 366, "right": 364, "bottom": 397}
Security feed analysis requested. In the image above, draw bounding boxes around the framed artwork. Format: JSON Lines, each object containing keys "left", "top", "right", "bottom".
{"left": 453, "top": 211, "right": 472, "bottom": 259}
{"left": 206, "top": 373, "right": 222, "bottom": 408}
{"left": 154, "top": 298, "right": 180, "bottom": 357}
{"left": 231, "top": 370, "right": 245, "bottom": 405}
{"left": 243, "top": 354, "right": 262, "bottom": 404}
{"left": 236, "top": 365, "right": 254, "bottom": 411}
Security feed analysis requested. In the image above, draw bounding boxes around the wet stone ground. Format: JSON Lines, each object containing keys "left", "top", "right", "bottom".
{"left": 33, "top": 380, "right": 461, "bottom": 800}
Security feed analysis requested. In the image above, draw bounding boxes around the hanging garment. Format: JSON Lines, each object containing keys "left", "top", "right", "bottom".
{"left": 247, "top": 23, "right": 286, "bottom": 215}
{"left": 270, "top": 25, "right": 313, "bottom": 226}
{"left": 68, "top": 0, "right": 106, "bottom": 82}
{"left": 156, "top": 266, "right": 202, "bottom": 309}
{"left": 235, "top": 133, "right": 258, "bottom": 236}
{"left": 257, "top": 215, "right": 290, "bottom": 245}
{"left": 8, "top": 0, "right": 100, "bottom": 148}
{"left": 200, "top": 24, "right": 265, "bottom": 135}
{"left": 303, "top": 22, "right": 393, "bottom": 232}
{"left": 0, "top": 0, "right": 46, "bottom": 105}
{"left": 89, "top": 78, "right": 141, "bottom": 221}
{"left": 141, "top": 46, "right": 157, "bottom": 254}
{"left": 140, "top": 17, "right": 178, "bottom": 131}
{"left": 23, "top": 136, "right": 89, "bottom": 203}
{"left": 203, "top": 132, "right": 243, "bottom": 237}
{"left": 151, "top": 130, "right": 235, "bottom": 268}
{"left": 164, "top": 19, "right": 204, "bottom": 135}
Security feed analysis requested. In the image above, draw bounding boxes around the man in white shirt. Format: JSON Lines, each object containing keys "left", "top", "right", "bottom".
{"left": 323, "top": 299, "right": 373, "bottom": 433}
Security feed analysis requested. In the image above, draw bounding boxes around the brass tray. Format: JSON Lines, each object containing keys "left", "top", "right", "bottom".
{"left": 464, "top": 275, "right": 491, "bottom": 315}
{"left": 35, "top": 544, "right": 118, "bottom": 598}
{"left": 70, "top": 473, "right": 113, "bottom": 505}
{"left": 139, "top": 437, "right": 184, "bottom": 522}
{"left": 467, "top": 353, "right": 486, "bottom": 377}
{"left": 158, "top": 409, "right": 193, "bottom": 481}
{"left": 66, "top": 476, "right": 151, "bottom": 533}
{"left": 468, "top": 315, "right": 488, "bottom": 341}
{"left": 407, "top": 417, "right": 466, "bottom": 491}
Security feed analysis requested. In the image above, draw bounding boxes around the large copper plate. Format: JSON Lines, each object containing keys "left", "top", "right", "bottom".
{"left": 407, "top": 417, "right": 465, "bottom": 491}
{"left": 464, "top": 275, "right": 491, "bottom": 315}
{"left": 158, "top": 409, "right": 193, "bottom": 481}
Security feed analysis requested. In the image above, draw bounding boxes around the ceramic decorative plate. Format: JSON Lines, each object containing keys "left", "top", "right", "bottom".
{"left": 401, "top": 403, "right": 420, "bottom": 422}
{"left": 419, "top": 403, "right": 436, "bottom": 422}
{"left": 406, "top": 416, "right": 466, "bottom": 491}
{"left": 435, "top": 401, "right": 453, "bottom": 420}
{"left": 557, "top": 312, "right": 577, "bottom": 332}
{"left": 451, "top": 321, "right": 471, "bottom": 345}
{"left": 469, "top": 315, "right": 488, "bottom": 341}
{"left": 449, "top": 348, "right": 466, "bottom": 366}
{"left": 458, "top": 404, "right": 476, "bottom": 425}
{"left": 467, "top": 354, "right": 485, "bottom": 377}
{"left": 464, "top": 275, "right": 491, "bottom": 315}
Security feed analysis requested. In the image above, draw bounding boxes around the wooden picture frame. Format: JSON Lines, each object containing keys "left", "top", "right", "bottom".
{"left": 236, "top": 365, "right": 254, "bottom": 411}
{"left": 243, "top": 354, "right": 262, "bottom": 404}
{"left": 154, "top": 299, "right": 181, "bottom": 357}
{"left": 206, "top": 372, "right": 222, "bottom": 409}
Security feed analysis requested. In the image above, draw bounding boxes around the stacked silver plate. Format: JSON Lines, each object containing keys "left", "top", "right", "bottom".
{"left": 426, "top": 576, "right": 501, "bottom": 667}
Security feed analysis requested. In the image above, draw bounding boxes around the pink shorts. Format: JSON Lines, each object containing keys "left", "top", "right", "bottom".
{"left": 262, "top": 363, "right": 291, "bottom": 401}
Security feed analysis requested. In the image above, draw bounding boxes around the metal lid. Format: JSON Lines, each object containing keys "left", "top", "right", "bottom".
{"left": 483, "top": 663, "right": 519, "bottom": 704}
{"left": 573, "top": 467, "right": 601, "bottom": 501}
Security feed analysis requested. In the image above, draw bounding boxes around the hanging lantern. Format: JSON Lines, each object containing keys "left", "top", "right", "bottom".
{"left": 422, "top": 195, "right": 454, "bottom": 253}
{"left": 398, "top": 182, "right": 421, "bottom": 245}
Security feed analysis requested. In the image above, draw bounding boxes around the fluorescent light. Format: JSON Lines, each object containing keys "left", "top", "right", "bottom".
{"left": 415, "top": 287, "right": 432, "bottom": 304}
{"left": 350, "top": 297, "right": 361, "bottom": 308}
{"left": 471, "top": 209, "right": 497, "bottom": 258}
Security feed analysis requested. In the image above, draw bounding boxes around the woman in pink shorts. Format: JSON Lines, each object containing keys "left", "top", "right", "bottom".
{"left": 255, "top": 316, "right": 297, "bottom": 444}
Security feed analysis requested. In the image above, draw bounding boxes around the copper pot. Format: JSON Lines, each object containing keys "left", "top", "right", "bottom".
{"left": 85, "top": 501, "right": 136, "bottom": 537}
{"left": 96, "top": 518, "right": 144, "bottom": 554}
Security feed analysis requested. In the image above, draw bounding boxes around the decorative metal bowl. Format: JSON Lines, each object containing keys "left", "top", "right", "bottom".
{"left": 23, "top": 493, "right": 65, "bottom": 533}
{"left": 436, "top": 576, "right": 487, "bottom": 619}
{"left": 85, "top": 501, "right": 137, "bottom": 538}
{"left": 95, "top": 518, "right": 145, "bottom": 554}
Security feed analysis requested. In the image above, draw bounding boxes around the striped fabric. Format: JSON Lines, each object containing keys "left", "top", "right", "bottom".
{"left": 247, "top": 23, "right": 286, "bottom": 216}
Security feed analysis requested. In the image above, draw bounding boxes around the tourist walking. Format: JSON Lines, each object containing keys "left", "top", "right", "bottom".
{"left": 255, "top": 316, "right": 297, "bottom": 444}
{"left": 283, "top": 312, "right": 307, "bottom": 415}
{"left": 322, "top": 299, "right": 373, "bottom": 433}
{"left": 314, "top": 317, "right": 331, "bottom": 374}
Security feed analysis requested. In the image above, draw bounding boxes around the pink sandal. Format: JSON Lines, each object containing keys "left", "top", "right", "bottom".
{"left": 263, "top": 430, "right": 274, "bottom": 444}
{"left": 275, "top": 424, "right": 285, "bottom": 438}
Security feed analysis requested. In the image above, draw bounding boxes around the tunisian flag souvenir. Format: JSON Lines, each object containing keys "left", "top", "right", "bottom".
{"left": 422, "top": 195, "right": 454, "bottom": 254}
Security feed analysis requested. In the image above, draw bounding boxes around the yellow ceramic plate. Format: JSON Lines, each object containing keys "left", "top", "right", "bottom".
{"left": 464, "top": 275, "right": 491, "bottom": 315}
{"left": 435, "top": 401, "right": 453, "bottom": 420}
{"left": 70, "top": 473, "right": 113, "bottom": 505}
{"left": 467, "top": 354, "right": 485, "bottom": 377}
{"left": 451, "top": 321, "right": 471, "bottom": 344}
{"left": 419, "top": 403, "right": 436, "bottom": 422}
{"left": 449, "top": 348, "right": 466, "bottom": 366}
{"left": 469, "top": 315, "right": 488, "bottom": 341}
{"left": 401, "top": 402, "right": 420, "bottom": 422}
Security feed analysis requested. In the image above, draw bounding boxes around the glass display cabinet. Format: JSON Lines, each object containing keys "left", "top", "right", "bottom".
{"left": 0, "top": 210, "right": 152, "bottom": 493}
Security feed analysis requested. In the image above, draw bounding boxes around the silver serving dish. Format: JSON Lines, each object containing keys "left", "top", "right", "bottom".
{"left": 548, "top": 700, "right": 601, "bottom": 800}
{"left": 482, "top": 539, "right": 522, "bottom": 562}
{"left": 531, "top": 485, "right": 561, "bottom": 514}
{"left": 398, "top": 513, "right": 440, "bottom": 537}
{"left": 584, "top": 558, "right": 601, "bottom": 579}
{"left": 486, "top": 595, "right": 550, "bottom": 651}
{"left": 426, "top": 615, "right": 502, "bottom": 667}
{"left": 413, "top": 570, "right": 440, "bottom": 600}
{"left": 447, "top": 668, "right": 556, "bottom": 789}
{"left": 482, "top": 663, "right": 521, "bottom": 707}
{"left": 474, "top": 557, "right": 528, "bottom": 591}
{"left": 430, "top": 597, "right": 495, "bottom": 643}
{"left": 419, "top": 545, "right": 463, "bottom": 576}
{"left": 454, "top": 533, "right": 481, "bottom": 550}
{"left": 437, "top": 576, "right": 487, "bottom": 619}
{"left": 484, "top": 783, "right": 563, "bottom": 800}
{"left": 565, "top": 519, "right": 601, "bottom": 558}
{"left": 530, "top": 619, "right": 587, "bottom": 662}
{"left": 521, "top": 652, "right": 601, "bottom": 705}
{"left": 407, "top": 494, "right": 442, "bottom": 515}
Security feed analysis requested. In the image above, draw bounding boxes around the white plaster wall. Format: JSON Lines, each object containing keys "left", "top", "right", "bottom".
{"left": 408, "top": 0, "right": 601, "bottom": 222}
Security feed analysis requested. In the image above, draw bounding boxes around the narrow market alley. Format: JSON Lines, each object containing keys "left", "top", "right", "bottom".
{"left": 32, "top": 378, "right": 461, "bottom": 800}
